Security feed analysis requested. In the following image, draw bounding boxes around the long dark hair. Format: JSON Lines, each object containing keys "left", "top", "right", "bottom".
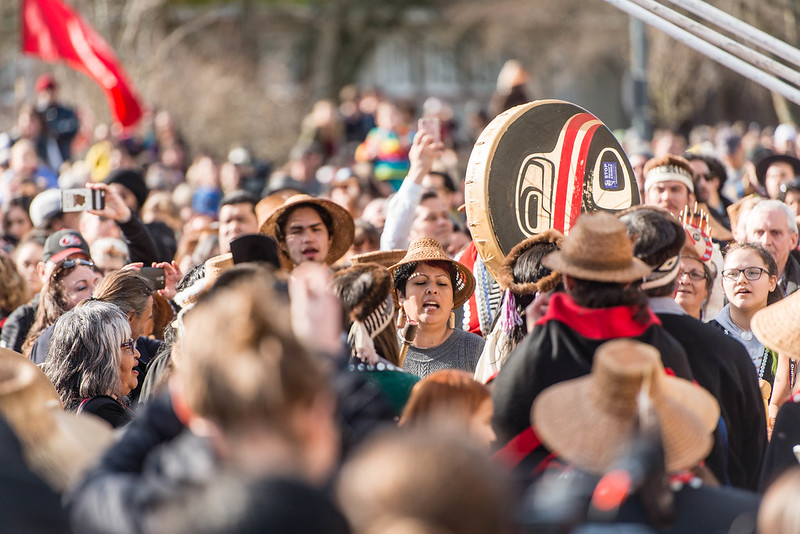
{"left": 568, "top": 277, "right": 650, "bottom": 324}
{"left": 22, "top": 260, "right": 98, "bottom": 358}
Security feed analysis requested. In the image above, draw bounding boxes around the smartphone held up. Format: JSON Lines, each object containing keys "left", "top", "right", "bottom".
{"left": 61, "top": 189, "right": 105, "bottom": 212}
{"left": 418, "top": 117, "right": 441, "bottom": 143}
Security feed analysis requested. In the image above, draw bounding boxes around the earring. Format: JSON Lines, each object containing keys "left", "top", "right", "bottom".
{"left": 449, "top": 311, "right": 456, "bottom": 329}
{"left": 397, "top": 308, "right": 407, "bottom": 329}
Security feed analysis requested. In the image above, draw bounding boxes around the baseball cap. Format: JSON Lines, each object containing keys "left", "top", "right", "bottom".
{"left": 29, "top": 189, "right": 62, "bottom": 229}
{"left": 43, "top": 230, "right": 91, "bottom": 264}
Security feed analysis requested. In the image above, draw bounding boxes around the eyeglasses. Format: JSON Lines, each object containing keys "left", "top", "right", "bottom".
{"left": 679, "top": 269, "right": 707, "bottom": 282}
{"left": 120, "top": 338, "right": 135, "bottom": 354}
{"left": 721, "top": 267, "right": 768, "bottom": 282}
{"left": 52, "top": 259, "right": 95, "bottom": 279}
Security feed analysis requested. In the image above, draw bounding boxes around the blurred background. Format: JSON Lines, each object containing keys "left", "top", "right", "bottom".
{"left": 0, "top": 0, "right": 795, "bottom": 166}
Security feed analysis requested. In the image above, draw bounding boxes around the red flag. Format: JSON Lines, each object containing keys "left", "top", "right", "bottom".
{"left": 21, "top": 0, "right": 144, "bottom": 128}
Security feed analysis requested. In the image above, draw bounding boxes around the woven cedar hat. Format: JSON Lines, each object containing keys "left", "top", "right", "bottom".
{"left": 204, "top": 252, "right": 234, "bottom": 287}
{"left": 752, "top": 290, "right": 800, "bottom": 357}
{"left": 350, "top": 249, "right": 407, "bottom": 269}
{"left": 531, "top": 339, "right": 719, "bottom": 475}
{"left": 389, "top": 238, "right": 476, "bottom": 309}
{"left": 496, "top": 229, "right": 564, "bottom": 296}
{"left": 261, "top": 194, "right": 355, "bottom": 266}
{"left": 0, "top": 348, "right": 113, "bottom": 491}
{"left": 255, "top": 189, "right": 301, "bottom": 234}
{"left": 541, "top": 212, "right": 651, "bottom": 283}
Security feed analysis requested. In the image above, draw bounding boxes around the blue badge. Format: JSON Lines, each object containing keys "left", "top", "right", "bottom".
{"left": 602, "top": 162, "right": 618, "bottom": 189}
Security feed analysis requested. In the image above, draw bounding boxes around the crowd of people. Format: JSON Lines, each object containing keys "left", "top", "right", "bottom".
{"left": 4, "top": 60, "right": 800, "bottom": 532}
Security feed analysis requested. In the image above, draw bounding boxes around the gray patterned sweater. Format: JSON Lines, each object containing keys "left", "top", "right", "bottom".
{"left": 401, "top": 329, "right": 485, "bottom": 378}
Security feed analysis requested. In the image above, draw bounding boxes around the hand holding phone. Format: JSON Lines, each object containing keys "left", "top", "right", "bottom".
{"left": 418, "top": 117, "right": 441, "bottom": 143}
{"left": 62, "top": 188, "right": 105, "bottom": 212}
{"left": 139, "top": 267, "right": 166, "bottom": 290}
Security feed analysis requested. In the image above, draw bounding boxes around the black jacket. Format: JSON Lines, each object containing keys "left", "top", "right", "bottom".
{"left": 760, "top": 396, "right": 800, "bottom": 492}
{"left": 492, "top": 293, "right": 693, "bottom": 481}
{"left": 67, "top": 392, "right": 350, "bottom": 534}
{"left": 657, "top": 309, "right": 766, "bottom": 490}
{"left": 0, "top": 297, "right": 38, "bottom": 353}
{"left": 118, "top": 216, "right": 161, "bottom": 266}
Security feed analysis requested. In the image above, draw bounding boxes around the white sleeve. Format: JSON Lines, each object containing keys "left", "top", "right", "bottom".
{"left": 380, "top": 180, "right": 424, "bottom": 250}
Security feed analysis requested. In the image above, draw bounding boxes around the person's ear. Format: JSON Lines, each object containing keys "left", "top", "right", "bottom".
{"left": 791, "top": 231, "right": 798, "bottom": 250}
{"left": 37, "top": 261, "right": 46, "bottom": 282}
{"left": 769, "top": 275, "right": 778, "bottom": 293}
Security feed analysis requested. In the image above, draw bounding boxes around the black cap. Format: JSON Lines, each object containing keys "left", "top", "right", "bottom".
{"left": 104, "top": 169, "right": 149, "bottom": 210}
{"left": 43, "top": 230, "right": 91, "bottom": 263}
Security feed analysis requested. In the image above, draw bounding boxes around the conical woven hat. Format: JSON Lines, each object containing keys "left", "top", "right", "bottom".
{"left": 532, "top": 339, "right": 719, "bottom": 475}
{"left": 351, "top": 249, "right": 407, "bottom": 269}
{"left": 542, "top": 212, "right": 651, "bottom": 283}
{"left": 261, "top": 194, "right": 355, "bottom": 266}
{"left": 752, "top": 290, "right": 800, "bottom": 357}
{"left": 389, "top": 238, "right": 476, "bottom": 309}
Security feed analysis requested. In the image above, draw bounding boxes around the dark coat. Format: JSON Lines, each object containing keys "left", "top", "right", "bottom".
{"left": 781, "top": 252, "right": 800, "bottom": 297}
{"left": 760, "top": 396, "right": 800, "bottom": 492}
{"left": 0, "top": 297, "right": 37, "bottom": 353}
{"left": 491, "top": 293, "right": 693, "bottom": 480}
{"left": 0, "top": 415, "right": 67, "bottom": 532}
{"left": 657, "top": 312, "right": 767, "bottom": 490}
{"left": 67, "top": 392, "right": 350, "bottom": 534}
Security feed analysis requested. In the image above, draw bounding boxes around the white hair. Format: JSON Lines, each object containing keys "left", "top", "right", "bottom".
{"left": 746, "top": 199, "right": 798, "bottom": 235}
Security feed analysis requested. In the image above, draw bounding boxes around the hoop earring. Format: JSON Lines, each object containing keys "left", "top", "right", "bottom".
{"left": 449, "top": 311, "right": 456, "bottom": 329}
{"left": 397, "top": 308, "right": 407, "bottom": 329}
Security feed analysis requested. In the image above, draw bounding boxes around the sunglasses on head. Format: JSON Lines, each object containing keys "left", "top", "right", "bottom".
{"left": 52, "top": 259, "right": 95, "bottom": 278}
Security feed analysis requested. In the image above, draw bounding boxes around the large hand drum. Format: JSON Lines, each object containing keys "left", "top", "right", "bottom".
{"left": 465, "top": 100, "right": 639, "bottom": 279}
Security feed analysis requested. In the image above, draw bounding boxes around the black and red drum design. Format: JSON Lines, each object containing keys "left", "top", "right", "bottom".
{"left": 465, "top": 100, "right": 640, "bottom": 279}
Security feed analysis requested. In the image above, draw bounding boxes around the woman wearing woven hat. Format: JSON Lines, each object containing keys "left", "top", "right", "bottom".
{"left": 527, "top": 339, "right": 760, "bottom": 531}
{"left": 261, "top": 193, "right": 355, "bottom": 270}
{"left": 473, "top": 230, "right": 563, "bottom": 384}
{"left": 492, "top": 212, "right": 693, "bottom": 480}
{"left": 390, "top": 237, "right": 484, "bottom": 378}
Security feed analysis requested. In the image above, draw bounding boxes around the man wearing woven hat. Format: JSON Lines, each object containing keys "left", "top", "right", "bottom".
{"left": 491, "top": 212, "right": 693, "bottom": 480}
{"left": 527, "top": 339, "right": 760, "bottom": 531}
{"left": 642, "top": 154, "right": 696, "bottom": 218}
{"left": 262, "top": 194, "right": 354, "bottom": 270}
{"left": 621, "top": 206, "right": 766, "bottom": 490}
